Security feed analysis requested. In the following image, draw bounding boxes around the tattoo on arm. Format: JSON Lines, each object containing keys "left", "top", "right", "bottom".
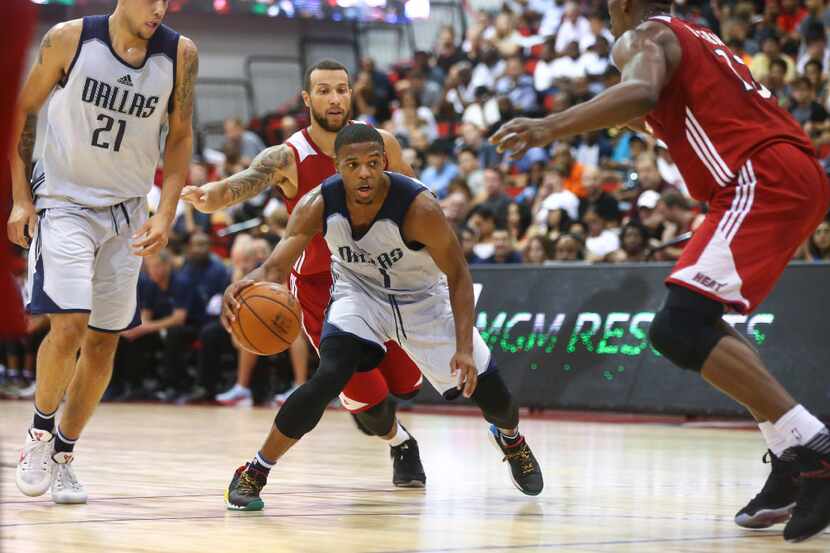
{"left": 18, "top": 114, "right": 37, "bottom": 180}
{"left": 227, "top": 146, "right": 294, "bottom": 202}
{"left": 37, "top": 29, "right": 54, "bottom": 66}
{"left": 175, "top": 41, "right": 198, "bottom": 117}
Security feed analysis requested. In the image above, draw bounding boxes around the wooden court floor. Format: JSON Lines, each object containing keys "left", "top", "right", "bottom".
{"left": 2, "top": 400, "right": 828, "bottom": 553}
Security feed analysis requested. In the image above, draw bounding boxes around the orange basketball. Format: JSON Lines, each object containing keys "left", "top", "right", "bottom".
{"left": 229, "top": 282, "right": 302, "bottom": 356}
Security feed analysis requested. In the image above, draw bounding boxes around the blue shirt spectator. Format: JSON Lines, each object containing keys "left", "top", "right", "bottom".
{"left": 420, "top": 142, "right": 459, "bottom": 199}
{"left": 179, "top": 233, "right": 231, "bottom": 326}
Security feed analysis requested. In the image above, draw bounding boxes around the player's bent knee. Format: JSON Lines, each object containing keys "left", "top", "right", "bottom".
{"left": 47, "top": 313, "right": 89, "bottom": 352}
{"left": 649, "top": 286, "right": 729, "bottom": 372}
{"left": 275, "top": 335, "right": 384, "bottom": 440}
{"left": 353, "top": 398, "right": 396, "bottom": 436}
{"left": 471, "top": 370, "right": 519, "bottom": 430}
{"left": 82, "top": 330, "right": 119, "bottom": 360}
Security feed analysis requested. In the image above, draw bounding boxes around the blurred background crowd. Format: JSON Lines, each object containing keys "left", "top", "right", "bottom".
{"left": 3, "top": 0, "right": 830, "bottom": 406}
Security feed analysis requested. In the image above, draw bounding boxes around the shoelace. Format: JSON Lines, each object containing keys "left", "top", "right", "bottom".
{"left": 237, "top": 471, "right": 265, "bottom": 496}
{"left": 55, "top": 464, "right": 81, "bottom": 491}
{"left": 23, "top": 440, "right": 51, "bottom": 471}
{"left": 503, "top": 444, "right": 536, "bottom": 476}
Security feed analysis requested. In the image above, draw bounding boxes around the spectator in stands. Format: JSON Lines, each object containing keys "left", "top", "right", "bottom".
{"left": 551, "top": 144, "right": 585, "bottom": 197}
{"left": 801, "top": 216, "right": 830, "bottom": 260}
{"left": 458, "top": 226, "right": 487, "bottom": 264}
{"left": 480, "top": 227, "right": 523, "bottom": 264}
{"left": 467, "top": 204, "right": 498, "bottom": 259}
{"left": 654, "top": 190, "right": 704, "bottom": 260}
{"left": 533, "top": 169, "right": 580, "bottom": 226}
{"left": 435, "top": 25, "right": 469, "bottom": 77}
{"left": 442, "top": 190, "right": 471, "bottom": 227}
{"left": 550, "top": 41, "right": 587, "bottom": 83}
{"left": 353, "top": 69, "right": 378, "bottom": 123}
{"left": 538, "top": 0, "right": 567, "bottom": 38}
{"left": 578, "top": 166, "right": 619, "bottom": 222}
{"left": 495, "top": 55, "right": 538, "bottom": 113}
{"left": 789, "top": 77, "right": 829, "bottom": 126}
{"left": 555, "top": 1, "right": 591, "bottom": 54}
{"left": 475, "top": 168, "right": 512, "bottom": 223}
{"left": 552, "top": 233, "right": 586, "bottom": 261}
{"left": 583, "top": 206, "right": 620, "bottom": 262}
{"left": 116, "top": 249, "right": 192, "bottom": 402}
{"left": 777, "top": 0, "right": 809, "bottom": 35}
{"left": 581, "top": 36, "right": 612, "bottom": 78}
{"left": 360, "top": 57, "right": 396, "bottom": 122}
{"left": 750, "top": 33, "right": 797, "bottom": 82}
{"left": 764, "top": 58, "right": 792, "bottom": 105}
{"left": 470, "top": 45, "right": 505, "bottom": 92}
{"left": 804, "top": 60, "right": 828, "bottom": 104}
{"left": 490, "top": 12, "right": 522, "bottom": 58}
{"left": 607, "top": 221, "right": 651, "bottom": 263}
{"left": 533, "top": 38, "right": 558, "bottom": 93}
{"left": 463, "top": 85, "right": 502, "bottom": 130}
{"left": 635, "top": 189, "right": 665, "bottom": 240}
{"left": 440, "top": 61, "right": 475, "bottom": 118}
{"left": 223, "top": 117, "right": 266, "bottom": 166}
{"left": 456, "top": 122, "right": 501, "bottom": 168}
{"left": 392, "top": 89, "right": 438, "bottom": 143}
{"left": 406, "top": 69, "right": 443, "bottom": 111}
{"left": 457, "top": 146, "right": 486, "bottom": 196}
{"left": 580, "top": 12, "right": 615, "bottom": 52}
{"left": 523, "top": 234, "right": 555, "bottom": 264}
{"left": 420, "top": 141, "right": 459, "bottom": 199}
{"left": 506, "top": 202, "right": 532, "bottom": 249}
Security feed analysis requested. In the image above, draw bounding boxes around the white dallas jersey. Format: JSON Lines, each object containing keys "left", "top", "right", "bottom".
{"left": 321, "top": 172, "right": 445, "bottom": 298}
{"left": 34, "top": 15, "right": 178, "bottom": 209}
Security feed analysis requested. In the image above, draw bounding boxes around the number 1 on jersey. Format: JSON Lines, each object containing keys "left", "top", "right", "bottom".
{"left": 379, "top": 267, "right": 391, "bottom": 289}
{"left": 714, "top": 49, "right": 772, "bottom": 99}
{"left": 91, "top": 114, "right": 127, "bottom": 152}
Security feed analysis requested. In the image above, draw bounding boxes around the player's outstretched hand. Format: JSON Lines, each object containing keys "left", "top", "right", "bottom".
{"left": 7, "top": 201, "right": 37, "bottom": 249}
{"left": 181, "top": 184, "right": 222, "bottom": 213}
{"left": 132, "top": 214, "right": 170, "bottom": 257}
{"left": 450, "top": 352, "right": 478, "bottom": 398}
{"left": 489, "top": 117, "right": 554, "bottom": 160}
{"left": 221, "top": 279, "right": 255, "bottom": 331}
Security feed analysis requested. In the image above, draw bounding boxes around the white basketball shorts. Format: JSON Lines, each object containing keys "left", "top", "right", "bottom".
{"left": 26, "top": 197, "right": 147, "bottom": 332}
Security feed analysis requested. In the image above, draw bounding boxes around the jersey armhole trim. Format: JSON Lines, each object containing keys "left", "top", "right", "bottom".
{"left": 168, "top": 36, "right": 179, "bottom": 114}
{"left": 59, "top": 20, "right": 87, "bottom": 88}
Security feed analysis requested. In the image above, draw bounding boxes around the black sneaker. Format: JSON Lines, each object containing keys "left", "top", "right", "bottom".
{"left": 735, "top": 450, "right": 799, "bottom": 529}
{"left": 390, "top": 435, "right": 426, "bottom": 488}
{"left": 489, "top": 425, "right": 543, "bottom": 496}
{"left": 225, "top": 464, "right": 267, "bottom": 511}
{"left": 783, "top": 447, "right": 830, "bottom": 543}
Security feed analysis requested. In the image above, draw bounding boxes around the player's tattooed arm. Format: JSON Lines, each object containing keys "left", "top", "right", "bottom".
{"left": 8, "top": 20, "right": 80, "bottom": 248}
{"left": 226, "top": 145, "right": 295, "bottom": 204}
{"left": 174, "top": 38, "right": 198, "bottom": 120}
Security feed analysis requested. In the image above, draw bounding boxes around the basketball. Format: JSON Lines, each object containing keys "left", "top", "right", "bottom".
{"left": 229, "top": 282, "right": 302, "bottom": 356}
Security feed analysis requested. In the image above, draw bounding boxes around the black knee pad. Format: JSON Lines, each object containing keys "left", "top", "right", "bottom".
{"left": 276, "top": 335, "right": 384, "bottom": 439}
{"left": 649, "top": 285, "right": 728, "bottom": 372}
{"left": 353, "top": 397, "right": 397, "bottom": 436}
{"left": 471, "top": 370, "right": 519, "bottom": 430}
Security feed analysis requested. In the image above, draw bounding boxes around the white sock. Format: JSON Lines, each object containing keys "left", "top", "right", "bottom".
{"left": 384, "top": 421, "right": 410, "bottom": 447}
{"left": 758, "top": 421, "right": 789, "bottom": 457}
{"left": 773, "top": 405, "right": 826, "bottom": 451}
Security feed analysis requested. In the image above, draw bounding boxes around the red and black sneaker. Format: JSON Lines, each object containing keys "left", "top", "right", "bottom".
{"left": 783, "top": 447, "right": 830, "bottom": 543}
{"left": 224, "top": 464, "right": 267, "bottom": 511}
{"left": 489, "top": 425, "right": 543, "bottom": 496}
{"left": 734, "top": 450, "right": 799, "bottom": 529}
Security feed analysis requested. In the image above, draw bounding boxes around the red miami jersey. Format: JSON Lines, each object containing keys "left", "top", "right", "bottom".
{"left": 644, "top": 16, "right": 814, "bottom": 202}
{"left": 284, "top": 127, "right": 337, "bottom": 276}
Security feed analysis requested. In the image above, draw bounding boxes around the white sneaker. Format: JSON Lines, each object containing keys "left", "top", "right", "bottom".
{"left": 16, "top": 428, "right": 55, "bottom": 497}
{"left": 15, "top": 382, "right": 36, "bottom": 399}
{"left": 51, "top": 452, "right": 87, "bottom": 504}
{"left": 273, "top": 384, "right": 300, "bottom": 406}
{"left": 215, "top": 384, "right": 253, "bottom": 406}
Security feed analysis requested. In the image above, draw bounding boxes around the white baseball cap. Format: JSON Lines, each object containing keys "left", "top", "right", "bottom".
{"left": 637, "top": 189, "right": 661, "bottom": 210}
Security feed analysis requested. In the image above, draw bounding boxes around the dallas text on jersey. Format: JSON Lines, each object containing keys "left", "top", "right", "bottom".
{"left": 81, "top": 76, "right": 160, "bottom": 119}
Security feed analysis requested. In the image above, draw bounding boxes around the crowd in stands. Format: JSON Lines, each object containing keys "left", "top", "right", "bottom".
{"left": 4, "top": 0, "right": 830, "bottom": 405}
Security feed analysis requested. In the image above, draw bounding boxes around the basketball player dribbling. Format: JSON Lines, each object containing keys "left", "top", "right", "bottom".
{"left": 182, "top": 60, "right": 429, "bottom": 499}
{"left": 219, "top": 124, "right": 543, "bottom": 509}
{"left": 8, "top": 0, "right": 197, "bottom": 503}
{"left": 492, "top": 0, "right": 830, "bottom": 543}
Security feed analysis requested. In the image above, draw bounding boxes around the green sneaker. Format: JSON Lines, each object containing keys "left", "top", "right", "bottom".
{"left": 225, "top": 464, "right": 267, "bottom": 511}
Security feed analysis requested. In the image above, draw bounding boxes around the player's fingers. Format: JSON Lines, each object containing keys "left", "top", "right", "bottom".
{"left": 132, "top": 220, "right": 151, "bottom": 239}
{"left": 463, "top": 367, "right": 478, "bottom": 398}
{"left": 135, "top": 240, "right": 162, "bottom": 257}
{"left": 27, "top": 213, "right": 37, "bottom": 243}
{"left": 489, "top": 121, "right": 519, "bottom": 145}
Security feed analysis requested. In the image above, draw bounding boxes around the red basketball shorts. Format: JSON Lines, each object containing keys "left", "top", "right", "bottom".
{"left": 290, "top": 271, "right": 423, "bottom": 412}
{"left": 667, "top": 142, "right": 830, "bottom": 313}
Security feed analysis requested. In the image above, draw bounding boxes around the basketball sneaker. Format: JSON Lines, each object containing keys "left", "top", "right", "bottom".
{"left": 51, "top": 452, "right": 87, "bottom": 504}
{"left": 390, "top": 432, "right": 426, "bottom": 488}
{"left": 734, "top": 450, "right": 799, "bottom": 529}
{"left": 16, "top": 428, "right": 55, "bottom": 497}
{"left": 489, "top": 425, "right": 543, "bottom": 496}
{"left": 215, "top": 384, "right": 253, "bottom": 407}
{"left": 225, "top": 464, "right": 267, "bottom": 511}
{"left": 783, "top": 447, "right": 830, "bottom": 543}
